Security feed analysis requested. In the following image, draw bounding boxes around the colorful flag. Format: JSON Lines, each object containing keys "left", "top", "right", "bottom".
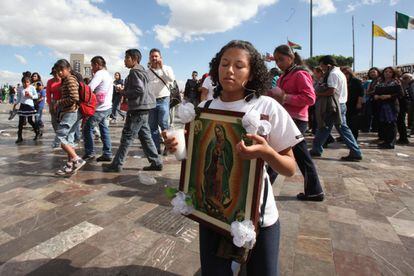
{"left": 397, "top": 12, "right": 414, "bottom": 29}
{"left": 373, "top": 24, "right": 395, "bottom": 40}
{"left": 287, "top": 40, "right": 302, "bottom": 50}
{"left": 264, "top": 52, "right": 274, "bottom": 62}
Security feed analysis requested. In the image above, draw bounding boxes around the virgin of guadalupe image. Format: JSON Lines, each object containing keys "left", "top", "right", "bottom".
{"left": 202, "top": 124, "right": 234, "bottom": 220}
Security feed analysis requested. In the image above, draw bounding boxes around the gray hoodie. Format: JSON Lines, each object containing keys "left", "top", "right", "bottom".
{"left": 124, "top": 64, "right": 156, "bottom": 111}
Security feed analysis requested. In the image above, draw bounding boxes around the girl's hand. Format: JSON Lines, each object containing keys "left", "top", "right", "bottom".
{"left": 162, "top": 130, "right": 186, "bottom": 153}
{"left": 236, "top": 133, "right": 271, "bottom": 160}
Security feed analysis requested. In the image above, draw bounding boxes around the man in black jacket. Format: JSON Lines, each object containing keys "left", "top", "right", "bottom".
{"left": 184, "top": 71, "right": 200, "bottom": 106}
{"left": 104, "top": 49, "right": 163, "bottom": 172}
{"left": 402, "top": 73, "right": 414, "bottom": 137}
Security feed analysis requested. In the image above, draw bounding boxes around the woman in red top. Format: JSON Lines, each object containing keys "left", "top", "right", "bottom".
{"left": 271, "top": 44, "right": 323, "bottom": 201}
{"left": 46, "top": 67, "right": 62, "bottom": 149}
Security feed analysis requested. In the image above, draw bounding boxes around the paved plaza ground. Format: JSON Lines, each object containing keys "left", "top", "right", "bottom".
{"left": 0, "top": 104, "right": 413, "bottom": 276}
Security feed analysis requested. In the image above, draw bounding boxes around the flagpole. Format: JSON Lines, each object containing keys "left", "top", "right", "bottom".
{"left": 352, "top": 15, "right": 355, "bottom": 71}
{"left": 310, "top": 0, "right": 313, "bottom": 57}
{"left": 371, "top": 21, "right": 374, "bottom": 68}
{"left": 395, "top": 11, "right": 398, "bottom": 66}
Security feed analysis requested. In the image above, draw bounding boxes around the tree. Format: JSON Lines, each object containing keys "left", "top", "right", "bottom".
{"left": 305, "top": 55, "right": 354, "bottom": 69}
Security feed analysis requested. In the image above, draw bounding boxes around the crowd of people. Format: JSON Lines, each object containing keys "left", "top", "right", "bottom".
{"left": 3, "top": 40, "right": 413, "bottom": 275}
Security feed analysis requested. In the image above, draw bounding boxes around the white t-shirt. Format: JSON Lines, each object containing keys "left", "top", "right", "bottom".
{"left": 327, "top": 66, "right": 348, "bottom": 104}
{"left": 147, "top": 65, "right": 175, "bottom": 99}
{"left": 89, "top": 69, "right": 113, "bottom": 111}
{"left": 199, "top": 95, "right": 303, "bottom": 227}
{"left": 201, "top": 76, "right": 215, "bottom": 100}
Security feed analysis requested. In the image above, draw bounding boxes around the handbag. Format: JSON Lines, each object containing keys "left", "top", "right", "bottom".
{"left": 150, "top": 68, "right": 181, "bottom": 108}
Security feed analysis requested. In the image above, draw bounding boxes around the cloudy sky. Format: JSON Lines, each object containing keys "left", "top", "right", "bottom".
{"left": 0, "top": 0, "right": 413, "bottom": 87}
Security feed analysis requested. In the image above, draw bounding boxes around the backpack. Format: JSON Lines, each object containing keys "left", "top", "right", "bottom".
{"left": 78, "top": 82, "right": 96, "bottom": 118}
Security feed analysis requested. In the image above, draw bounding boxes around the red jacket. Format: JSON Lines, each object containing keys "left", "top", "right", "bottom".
{"left": 46, "top": 78, "right": 62, "bottom": 106}
{"left": 275, "top": 69, "right": 316, "bottom": 121}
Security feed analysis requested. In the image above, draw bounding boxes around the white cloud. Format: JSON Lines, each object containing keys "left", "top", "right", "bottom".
{"left": 0, "top": 70, "right": 21, "bottom": 85}
{"left": 89, "top": 0, "right": 104, "bottom": 3}
{"left": 14, "top": 54, "right": 27, "bottom": 65}
{"left": 346, "top": 0, "right": 385, "bottom": 13}
{"left": 302, "top": 0, "right": 336, "bottom": 16}
{"left": 154, "top": 0, "right": 278, "bottom": 48}
{"left": 383, "top": 26, "right": 402, "bottom": 35}
{"left": 389, "top": 0, "right": 399, "bottom": 5}
{"left": 0, "top": 0, "right": 141, "bottom": 73}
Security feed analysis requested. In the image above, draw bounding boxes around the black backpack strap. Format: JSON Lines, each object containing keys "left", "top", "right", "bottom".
{"left": 260, "top": 177, "right": 269, "bottom": 227}
{"left": 204, "top": 99, "right": 213, "bottom": 109}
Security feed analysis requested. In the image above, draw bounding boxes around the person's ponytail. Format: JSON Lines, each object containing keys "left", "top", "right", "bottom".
{"left": 293, "top": 52, "right": 303, "bottom": 66}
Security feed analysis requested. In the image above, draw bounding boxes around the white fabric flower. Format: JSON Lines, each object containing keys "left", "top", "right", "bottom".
{"left": 177, "top": 103, "right": 196, "bottom": 124}
{"left": 171, "top": 191, "right": 194, "bottom": 215}
{"left": 242, "top": 110, "right": 271, "bottom": 136}
{"left": 242, "top": 109, "right": 261, "bottom": 134}
{"left": 230, "top": 220, "right": 256, "bottom": 249}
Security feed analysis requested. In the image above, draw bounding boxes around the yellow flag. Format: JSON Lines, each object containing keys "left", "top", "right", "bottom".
{"left": 373, "top": 24, "right": 395, "bottom": 40}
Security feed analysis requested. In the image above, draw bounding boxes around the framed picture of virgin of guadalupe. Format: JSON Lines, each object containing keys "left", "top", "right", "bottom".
{"left": 179, "top": 108, "right": 264, "bottom": 237}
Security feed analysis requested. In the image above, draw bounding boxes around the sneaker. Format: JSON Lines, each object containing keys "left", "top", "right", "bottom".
{"left": 56, "top": 161, "right": 74, "bottom": 176}
{"left": 102, "top": 163, "right": 122, "bottom": 172}
{"left": 82, "top": 154, "right": 95, "bottom": 161}
{"left": 142, "top": 164, "right": 163, "bottom": 171}
{"left": 377, "top": 143, "right": 394, "bottom": 149}
{"left": 96, "top": 155, "right": 112, "bottom": 162}
{"left": 15, "top": 138, "right": 23, "bottom": 144}
{"left": 72, "top": 158, "right": 86, "bottom": 173}
{"left": 340, "top": 154, "right": 362, "bottom": 162}
{"left": 297, "top": 192, "right": 324, "bottom": 202}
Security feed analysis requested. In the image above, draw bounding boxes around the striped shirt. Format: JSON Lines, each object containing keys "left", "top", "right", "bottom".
{"left": 58, "top": 74, "right": 79, "bottom": 113}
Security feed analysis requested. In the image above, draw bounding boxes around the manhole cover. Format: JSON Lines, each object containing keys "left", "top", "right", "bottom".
{"left": 136, "top": 206, "right": 191, "bottom": 236}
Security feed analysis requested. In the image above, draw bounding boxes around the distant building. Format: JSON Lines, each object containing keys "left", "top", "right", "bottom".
{"left": 69, "top": 54, "right": 92, "bottom": 78}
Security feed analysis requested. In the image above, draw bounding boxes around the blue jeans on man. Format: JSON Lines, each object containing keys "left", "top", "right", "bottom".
{"left": 83, "top": 108, "right": 112, "bottom": 158}
{"left": 148, "top": 96, "right": 170, "bottom": 153}
{"left": 111, "top": 111, "right": 162, "bottom": 169}
{"left": 312, "top": 103, "right": 362, "bottom": 158}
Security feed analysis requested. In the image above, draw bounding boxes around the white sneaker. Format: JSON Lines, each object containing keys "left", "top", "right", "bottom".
{"left": 72, "top": 158, "right": 86, "bottom": 173}
{"left": 56, "top": 161, "right": 74, "bottom": 176}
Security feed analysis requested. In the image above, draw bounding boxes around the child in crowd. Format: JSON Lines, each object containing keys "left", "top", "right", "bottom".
{"left": 14, "top": 76, "right": 40, "bottom": 143}
{"left": 164, "top": 40, "right": 303, "bottom": 275}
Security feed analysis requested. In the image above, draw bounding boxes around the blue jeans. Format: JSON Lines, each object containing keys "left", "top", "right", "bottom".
{"left": 312, "top": 103, "right": 362, "bottom": 157}
{"left": 199, "top": 220, "right": 280, "bottom": 276}
{"left": 83, "top": 108, "right": 112, "bottom": 157}
{"left": 111, "top": 92, "right": 125, "bottom": 119}
{"left": 36, "top": 106, "right": 44, "bottom": 127}
{"left": 148, "top": 96, "right": 170, "bottom": 152}
{"left": 111, "top": 110, "right": 162, "bottom": 168}
{"left": 56, "top": 111, "right": 82, "bottom": 146}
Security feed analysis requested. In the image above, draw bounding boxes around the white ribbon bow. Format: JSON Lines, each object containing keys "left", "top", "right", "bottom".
{"left": 230, "top": 220, "right": 256, "bottom": 249}
{"left": 171, "top": 191, "right": 194, "bottom": 215}
{"left": 177, "top": 103, "right": 196, "bottom": 124}
{"left": 242, "top": 109, "right": 271, "bottom": 136}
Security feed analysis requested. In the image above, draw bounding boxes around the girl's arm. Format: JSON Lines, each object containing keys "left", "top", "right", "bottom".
{"left": 236, "top": 134, "right": 296, "bottom": 177}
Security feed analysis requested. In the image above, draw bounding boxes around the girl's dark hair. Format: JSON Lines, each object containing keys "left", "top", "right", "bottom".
{"left": 114, "top": 72, "right": 121, "bottom": 78}
{"left": 22, "top": 71, "right": 31, "bottom": 78}
{"left": 367, "top": 67, "right": 381, "bottom": 80}
{"left": 31, "top": 72, "right": 41, "bottom": 81}
{"left": 125, "top": 49, "right": 142, "bottom": 63}
{"left": 273, "top": 44, "right": 303, "bottom": 66}
{"left": 381, "top": 66, "right": 397, "bottom": 80}
{"left": 91, "top": 56, "right": 106, "bottom": 69}
{"left": 54, "top": 59, "right": 71, "bottom": 70}
{"left": 209, "top": 40, "right": 270, "bottom": 101}
{"left": 21, "top": 76, "right": 30, "bottom": 83}
{"left": 319, "top": 55, "right": 338, "bottom": 67}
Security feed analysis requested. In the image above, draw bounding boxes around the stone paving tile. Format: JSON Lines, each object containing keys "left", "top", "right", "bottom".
{"left": 0, "top": 230, "right": 14, "bottom": 246}
{"left": 359, "top": 219, "right": 402, "bottom": 244}
{"left": 293, "top": 253, "right": 335, "bottom": 276}
{"left": 327, "top": 205, "right": 358, "bottom": 225}
{"left": 0, "top": 249, "right": 50, "bottom": 276}
{"left": 329, "top": 221, "right": 371, "bottom": 256}
{"left": 333, "top": 249, "right": 382, "bottom": 276}
{"left": 387, "top": 217, "right": 414, "bottom": 238}
{"left": 295, "top": 235, "right": 333, "bottom": 262}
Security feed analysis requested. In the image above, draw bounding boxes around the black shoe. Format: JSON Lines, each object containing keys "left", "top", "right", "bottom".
{"left": 96, "top": 155, "right": 112, "bottom": 162}
{"left": 396, "top": 139, "right": 409, "bottom": 145}
{"left": 309, "top": 151, "right": 321, "bottom": 157}
{"left": 102, "top": 164, "right": 122, "bottom": 172}
{"left": 15, "top": 138, "right": 23, "bottom": 144}
{"left": 82, "top": 154, "right": 96, "bottom": 161}
{"left": 297, "top": 193, "right": 324, "bottom": 201}
{"left": 33, "top": 130, "right": 42, "bottom": 140}
{"left": 340, "top": 154, "right": 362, "bottom": 162}
{"left": 143, "top": 164, "right": 163, "bottom": 171}
{"left": 377, "top": 143, "right": 394, "bottom": 149}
